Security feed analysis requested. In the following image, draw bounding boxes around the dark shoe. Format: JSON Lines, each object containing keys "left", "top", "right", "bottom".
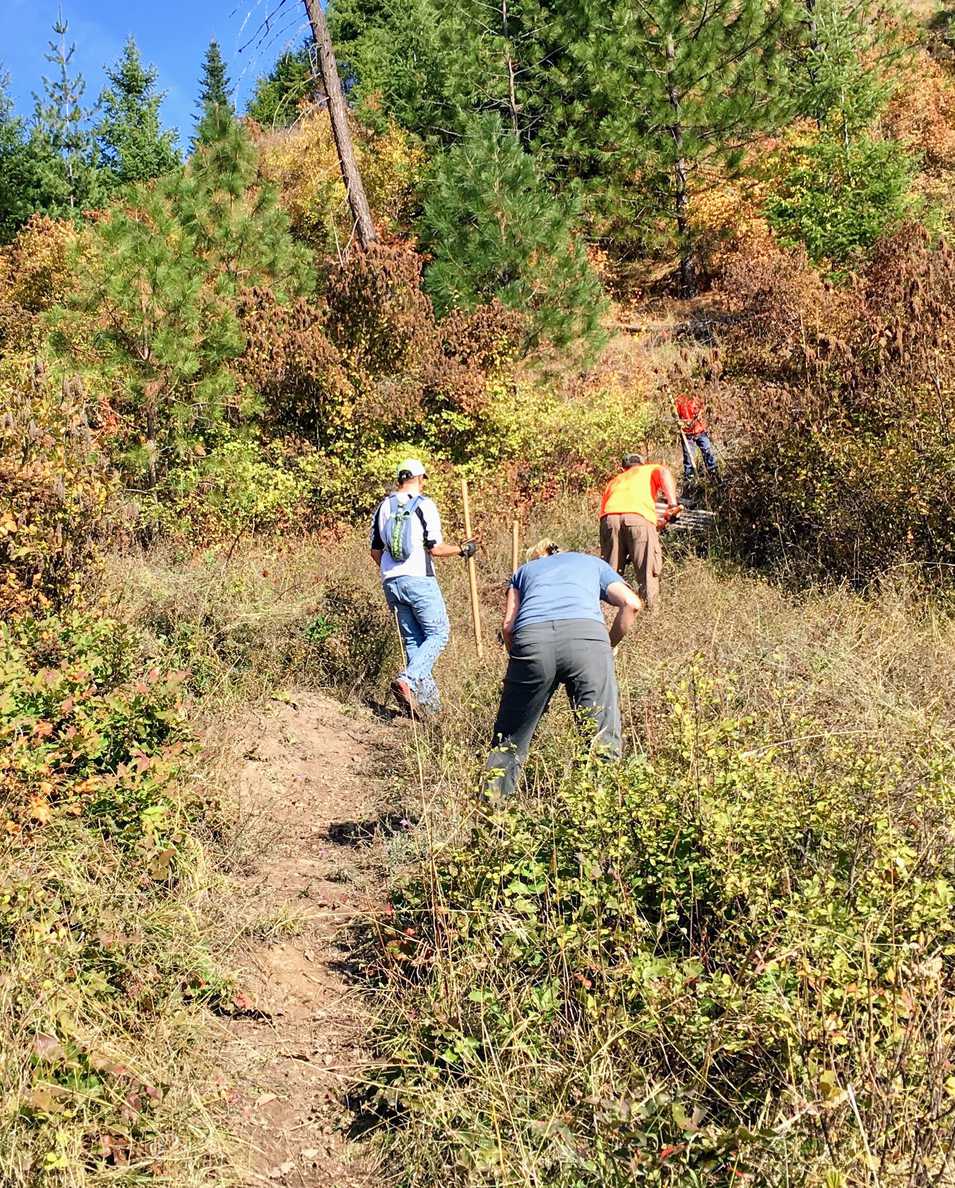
{"left": 390, "top": 678, "right": 419, "bottom": 718}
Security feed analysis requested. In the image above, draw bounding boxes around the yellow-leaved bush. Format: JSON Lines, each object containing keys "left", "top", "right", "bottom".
{"left": 255, "top": 110, "right": 424, "bottom": 251}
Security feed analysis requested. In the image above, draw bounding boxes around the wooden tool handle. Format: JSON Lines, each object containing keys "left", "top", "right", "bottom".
{"left": 461, "top": 479, "right": 483, "bottom": 659}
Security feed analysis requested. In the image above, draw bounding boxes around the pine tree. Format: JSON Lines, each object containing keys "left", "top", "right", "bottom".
{"left": 768, "top": 0, "right": 918, "bottom": 265}
{"left": 330, "top": 0, "right": 531, "bottom": 140}
{"left": 331, "top": 0, "right": 811, "bottom": 279}
{"left": 95, "top": 36, "right": 180, "bottom": 186}
{"left": 421, "top": 113, "right": 606, "bottom": 347}
{"left": 767, "top": 135, "right": 917, "bottom": 262}
{"left": 246, "top": 44, "right": 319, "bottom": 128}
{"left": 51, "top": 109, "right": 313, "bottom": 486}
{"left": 0, "top": 72, "right": 35, "bottom": 241}
{"left": 194, "top": 38, "right": 232, "bottom": 146}
{"left": 794, "top": 0, "right": 904, "bottom": 139}
{"left": 30, "top": 16, "right": 106, "bottom": 218}
{"left": 549, "top": 0, "right": 799, "bottom": 296}
{"left": 187, "top": 104, "right": 313, "bottom": 299}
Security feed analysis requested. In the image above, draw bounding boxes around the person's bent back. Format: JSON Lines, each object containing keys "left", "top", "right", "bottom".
{"left": 486, "top": 542, "right": 641, "bottom": 796}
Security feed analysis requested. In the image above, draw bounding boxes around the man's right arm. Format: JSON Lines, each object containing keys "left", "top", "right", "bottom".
{"left": 657, "top": 466, "right": 678, "bottom": 508}
{"left": 370, "top": 502, "right": 384, "bottom": 566}
{"left": 501, "top": 586, "right": 520, "bottom": 653}
{"left": 606, "top": 580, "right": 642, "bottom": 648}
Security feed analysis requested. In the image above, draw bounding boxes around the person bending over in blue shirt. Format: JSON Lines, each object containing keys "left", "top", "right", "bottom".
{"left": 485, "top": 539, "right": 642, "bottom": 796}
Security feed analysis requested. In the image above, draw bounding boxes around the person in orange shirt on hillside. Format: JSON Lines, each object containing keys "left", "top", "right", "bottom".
{"left": 675, "top": 392, "right": 718, "bottom": 484}
{"left": 599, "top": 453, "right": 679, "bottom": 610}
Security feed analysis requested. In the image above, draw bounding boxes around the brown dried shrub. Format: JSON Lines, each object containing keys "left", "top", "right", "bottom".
{"left": 0, "top": 216, "right": 77, "bottom": 355}
{"left": 846, "top": 222, "right": 955, "bottom": 414}
{"left": 0, "top": 367, "right": 114, "bottom": 617}
{"left": 236, "top": 244, "right": 529, "bottom": 457}
{"left": 235, "top": 288, "right": 359, "bottom": 447}
{"left": 323, "top": 242, "right": 436, "bottom": 378}
{"left": 715, "top": 230, "right": 855, "bottom": 393}
{"left": 713, "top": 226, "right": 955, "bottom": 585}
{"left": 884, "top": 47, "right": 955, "bottom": 174}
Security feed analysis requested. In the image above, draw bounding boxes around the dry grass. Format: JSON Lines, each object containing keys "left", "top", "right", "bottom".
{"left": 22, "top": 508, "right": 940, "bottom": 1188}
{"left": 330, "top": 500, "right": 955, "bottom": 1187}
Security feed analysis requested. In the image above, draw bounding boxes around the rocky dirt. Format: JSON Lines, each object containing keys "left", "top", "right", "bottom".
{"left": 218, "top": 691, "right": 396, "bottom": 1187}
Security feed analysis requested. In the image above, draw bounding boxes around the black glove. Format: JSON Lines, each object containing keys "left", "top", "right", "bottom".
{"left": 459, "top": 539, "right": 477, "bottom": 560}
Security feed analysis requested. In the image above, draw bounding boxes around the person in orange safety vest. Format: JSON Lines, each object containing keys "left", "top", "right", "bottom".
{"left": 599, "top": 453, "right": 679, "bottom": 610}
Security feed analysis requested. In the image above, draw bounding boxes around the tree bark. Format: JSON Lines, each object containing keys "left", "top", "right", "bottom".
{"left": 502, "top": 0, "right": 521, "bottom": 139}
{"left": 666, "top": 34, "right": 694, "bottom": 299}
{"left": 302, "top": 0, "right": 377, "bottom": 250}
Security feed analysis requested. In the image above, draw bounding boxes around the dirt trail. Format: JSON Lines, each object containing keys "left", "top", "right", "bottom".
{"left": 219, "top": 691, "right": 395, "bottom": 1187}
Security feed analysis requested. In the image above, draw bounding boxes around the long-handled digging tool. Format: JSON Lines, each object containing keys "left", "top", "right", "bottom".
{"left": 511, "top": 520, "right": 520, "bottom": 575}
{"left": 461, "top": 478, "right": 483, "bottom": 659}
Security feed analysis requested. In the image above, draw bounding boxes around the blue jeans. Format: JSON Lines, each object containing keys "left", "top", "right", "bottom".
{"left": 681, "top": 432, "right": 718, "bottom": 481}
{"left": 383, "top": 576, "right": 450, "bottom": 709}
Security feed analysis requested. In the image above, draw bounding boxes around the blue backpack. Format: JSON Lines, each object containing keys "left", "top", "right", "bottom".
{"left": 383, "top": 494, "right": 426, "bottom": 562}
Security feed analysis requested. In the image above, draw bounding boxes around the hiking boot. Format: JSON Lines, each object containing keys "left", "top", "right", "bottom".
{"left": 390, "top": 677, "right": 419, "bottom": 718}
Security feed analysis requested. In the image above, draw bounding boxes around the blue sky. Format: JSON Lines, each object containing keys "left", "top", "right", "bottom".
{"left": 0, "top": 0, "right": 311, "bottom": 148}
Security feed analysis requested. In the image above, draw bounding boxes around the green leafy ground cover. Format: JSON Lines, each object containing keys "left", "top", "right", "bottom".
{"left": 0, "top": 611, "right": 233, "bottom": 1184}
{"left": 337, "top": 516, "right": 955, "bottom": 1187}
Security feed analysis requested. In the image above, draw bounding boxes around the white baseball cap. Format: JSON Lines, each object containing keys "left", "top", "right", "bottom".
{"left": 396, "top": 458, "right": 427, "bottom": 479}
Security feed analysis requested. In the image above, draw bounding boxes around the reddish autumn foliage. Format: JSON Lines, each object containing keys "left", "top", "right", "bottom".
{"left": 714, "top": 226, "right": 955, "bottom": 584}
{"left": 236, "top": 243, "right": 527, "bottom": 454}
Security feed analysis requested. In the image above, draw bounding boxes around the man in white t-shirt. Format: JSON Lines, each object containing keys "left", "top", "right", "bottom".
{"left": 370, "top": 459, "right": 476, "bottom": 715}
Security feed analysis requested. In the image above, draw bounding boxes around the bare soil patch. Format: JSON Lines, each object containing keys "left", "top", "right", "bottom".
{"left": 218, "top": 691, "right": 395, "bottom": 1187}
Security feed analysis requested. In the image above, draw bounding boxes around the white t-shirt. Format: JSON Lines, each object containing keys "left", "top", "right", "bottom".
{"left": 370, "top": 493, "right": 444, "bottom": 580}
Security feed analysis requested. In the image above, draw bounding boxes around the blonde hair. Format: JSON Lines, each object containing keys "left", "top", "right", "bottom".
{"left": 525, "top": 538, "right": 560, "bottom": 562}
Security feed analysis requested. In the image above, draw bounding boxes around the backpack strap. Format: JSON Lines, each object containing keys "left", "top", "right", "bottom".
{"left": 408, "top": 495, "right": 434, "bottom": 549}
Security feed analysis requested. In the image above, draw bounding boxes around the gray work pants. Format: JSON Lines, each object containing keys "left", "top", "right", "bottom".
{"left": 485, "top": 618, "right": 622, "bottom": 796}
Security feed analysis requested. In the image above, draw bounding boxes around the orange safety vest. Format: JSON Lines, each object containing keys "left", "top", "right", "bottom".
{"left": 599, "top": 464, "right": 663, "bottom": 525}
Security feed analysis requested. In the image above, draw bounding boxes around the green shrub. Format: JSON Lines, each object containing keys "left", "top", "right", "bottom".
{"left": 766, "top": 134, "right": 918, "bottom": 265}
{"left": 372, "top": 675, "right": 955, "bottom": 1185}
{"left": 141, "top": 437, "right": 308, "bottom": 541}
{"left": 0, "top": 606, "right": 231, "bottom": 1182}
{"left": 0, "top": 610, "right": 191, "bottom": 847}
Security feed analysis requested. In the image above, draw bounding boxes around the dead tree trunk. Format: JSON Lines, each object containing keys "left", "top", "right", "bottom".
{"left": 666, "top": 33, "right": 694, "bottom": 300}
{"left": 501, "top": 0, "right": 521, "bottom": 139}
{"left": 302, "top": 0, "right": 377, "bottom": 250}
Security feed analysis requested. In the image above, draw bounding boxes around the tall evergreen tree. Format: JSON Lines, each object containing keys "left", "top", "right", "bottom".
{"left": 194, "top": 38, "right": 232, "bottom": 146}
{"left": 51, "top": 106, "right": 313, "bottom": 486}
{"left": 330, "top": 0, "right": 521, "bottom": 139}
{"left": 421, "top": 113, "right": 606, "bottom": 347}
{"left": 331, "top": 0, "right": 804, "bottom": 283}
{"left": 549, "top": 0, "right": 799, "bottom": 295}
{"left": 30, "top": 16, "right": 106, "bottom": 218}
{"left": 0, "top": 71, "right": 35, "bottom": 241}
{"left": 246, "top": 44, "right": 319, "bottom": 128}
{"left": 95, "top": 36, "right": 180, "bottom": 185}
